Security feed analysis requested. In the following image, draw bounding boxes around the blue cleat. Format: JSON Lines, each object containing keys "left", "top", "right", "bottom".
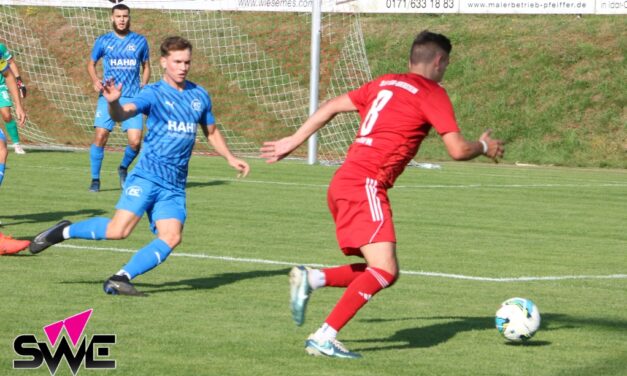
{"left": 89, "top": 179, "right": 100, "bottom": 192}
{"left": 305, "top": 335, "right": 362, "bottom": 359}
{"left": 289, "top": 266, "right": 312, "bottom": 326}
{"left": 117, "top": 166, "right": 128, "bottom": 189}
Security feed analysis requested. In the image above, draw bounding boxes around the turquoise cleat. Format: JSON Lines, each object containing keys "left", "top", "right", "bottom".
{"left": 289, "top": 266, "right": 312, "bottom": 326}
{"left": 305, "top": 335, "right": 362, "bottom": 359}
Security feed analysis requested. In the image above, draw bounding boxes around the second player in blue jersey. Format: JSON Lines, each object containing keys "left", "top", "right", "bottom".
{"left": 87, "top": 3, "right": 151, "bottom": 192}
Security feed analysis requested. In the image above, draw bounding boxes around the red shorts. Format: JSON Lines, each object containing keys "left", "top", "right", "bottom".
{"left": 327, "top": 172, "right": 396, "bottom": 257}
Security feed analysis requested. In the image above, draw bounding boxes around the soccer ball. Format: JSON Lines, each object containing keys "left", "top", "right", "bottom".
{"left": 495, "top": 297, "right": 541, "bottom": 342}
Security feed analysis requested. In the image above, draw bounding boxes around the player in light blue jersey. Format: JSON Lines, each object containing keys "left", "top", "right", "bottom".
{"left": 30, "top": 36, "right": 250, "bottom": 296}
{"left": 87, "top": 3, "right": 150, "bottom": 192}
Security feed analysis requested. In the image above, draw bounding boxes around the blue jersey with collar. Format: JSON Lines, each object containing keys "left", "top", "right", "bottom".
{"left": 130, "top": 79, "right": 215, "bottom": 191}
{"left": 91, "top": 31, "right": 149, "bottom": 97}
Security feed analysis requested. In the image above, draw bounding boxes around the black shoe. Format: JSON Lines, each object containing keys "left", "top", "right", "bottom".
{"left": 117, "top": 167, "right": 128, "bottom": 189}
{"left": 89, "top": 179, "right": 100, "bottom": 192}
{"left": 103, "top": 275, "right": 146, "bottom": 296}
{"left": 29, "top": 220, "right": 72, "bottom": 254}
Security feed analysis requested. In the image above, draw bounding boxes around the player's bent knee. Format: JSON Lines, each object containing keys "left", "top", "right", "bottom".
{"left": 370, "top": 263, "right": 399, "bottom": 284}
{"left": 93, "top": 132, "right": 109, "bottom": 146}
{"left": 380, "top": 270, "right": 399, "bottom": 288}
{"left": 388, "top": 271, "right": 399, "bottom": 287}
{"left": 106, "top": 227, "right": 132, "bottom": 240}
{"left": 369, "top": 266, "right": 399, "bottom": 289}
{"left": 159, "top": 234, "right": 181, "bottom": 249}
{"left": 106, "top": 232, "right": 124, "bottom": 240}
{"left": 128, "top": 140, "right": 141, "bottom": 150}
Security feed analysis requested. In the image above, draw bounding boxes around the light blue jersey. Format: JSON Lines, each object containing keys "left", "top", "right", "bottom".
{"left": 91, "top": 31, "right": 149, "bottom": 97}
{"left": 130, "top": 79, "right": 215, "bottom": 191}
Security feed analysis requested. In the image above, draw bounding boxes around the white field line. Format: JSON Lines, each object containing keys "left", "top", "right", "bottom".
{"left": 55, "top": 244, "right": 626, "bottom": 283}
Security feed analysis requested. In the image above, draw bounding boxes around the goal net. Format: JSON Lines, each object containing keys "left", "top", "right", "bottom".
{"left": 0, "top": 0, "right": 371, "bottom": 162}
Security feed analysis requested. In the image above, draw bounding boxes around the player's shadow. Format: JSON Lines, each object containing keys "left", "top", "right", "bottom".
{"left": 350, "top": 315, "right": 558, "bottom": 351}
{"left": 351, "top": 312, "right": 627, "bottom": 352}
{"left": 186, "top": 180, "right": 230, "bottom": 189}
{"left": 351, "top": 316, "right": 497, "bottom": 351}
{"left": 60, "top": 268, "right": 289, "bottom": 294}
{"left": 136, "top": 268, "right": 288, "bottom": 293}
{"left": 96, "top": 188, "right": 122, "bottom": 193}
{"left": 0, "top": 209, "right": 107, "bottom": 227}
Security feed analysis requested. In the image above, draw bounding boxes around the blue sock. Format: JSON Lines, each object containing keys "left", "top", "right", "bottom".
{"left": 121, "top": 239, "right": 172, "bottom": 279}
{"left": 68, "top": 217, "right": 110, "bottom": 240}
{"left": 120, "top": 145, "right": 139, "bottom": 169}
{"left": 90, "top": 144, "right": 104, "bottom": 180}
{"left": 0, "top": 163, "right": 5, "bottom": 186}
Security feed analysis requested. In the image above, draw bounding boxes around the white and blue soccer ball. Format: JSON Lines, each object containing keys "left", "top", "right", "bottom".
{"left": 495, "top": 297, "right": 541, "bottom": 342}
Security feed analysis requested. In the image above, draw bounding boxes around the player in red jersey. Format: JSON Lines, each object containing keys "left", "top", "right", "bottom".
{"left": 261, "top": 30, "right": 504, "bottom": 358}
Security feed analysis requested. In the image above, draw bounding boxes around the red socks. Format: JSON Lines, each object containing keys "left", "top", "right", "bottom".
{"left": 324, "top": 266, "right": 396, "bottom": 332}
{"left": 322, "top": 263, "right": 368, "bottom": 287}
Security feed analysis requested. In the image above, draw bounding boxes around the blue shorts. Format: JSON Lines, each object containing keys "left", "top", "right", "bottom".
{"left": 0, "top": 128, "right": 5, "bottom": 142}
{"left": 115, "top": 174, "right": 187, "bottom": 234}
{"left": 94, "top": 96, "right": 143, "bottom": 132}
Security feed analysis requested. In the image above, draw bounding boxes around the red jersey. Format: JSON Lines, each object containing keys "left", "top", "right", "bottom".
{"left": 344, "top": 73, "right": 460, "bottom": 188}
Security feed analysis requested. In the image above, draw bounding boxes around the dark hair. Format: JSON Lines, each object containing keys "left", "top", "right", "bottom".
{"left": 409, "top": 30, "right": 452, "bottom": 65}
{"left": 160, "top": 36, "right": 193, "bottom": 57}
{"left": 111, "top": 4, "right": 130, "bottom": 13}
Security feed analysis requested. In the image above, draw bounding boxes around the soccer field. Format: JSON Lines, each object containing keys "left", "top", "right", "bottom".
{"left": 1, "top": 151, "right": 626, "bottom": 375}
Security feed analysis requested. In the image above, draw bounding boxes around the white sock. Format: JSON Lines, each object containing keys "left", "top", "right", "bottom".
{"left": 116, "top": 270, "right": 131, "bottom": 280}
{"left": 62, "top": 226, "right": 71, "bottom": 239}
{"left": 307, "top": 268, "right": 326, "bottom": 290}
{"left": 314, "top": 323, "right": 337, "bottom": 342}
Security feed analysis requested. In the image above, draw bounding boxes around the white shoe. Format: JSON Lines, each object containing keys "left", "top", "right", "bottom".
{"left": 13, "top": 144, "right": 25, "bottom": 154}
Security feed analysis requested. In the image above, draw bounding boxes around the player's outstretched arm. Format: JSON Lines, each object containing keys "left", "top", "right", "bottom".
{"left": 441, "top": 129, "right": 505, "bottom": 163}
{"left": 3, "top": 70, "right": 26, "bottom": 126}
{"left": 102, "top": 79, "right": 137, "bottom": 122}
{"left": 202, "top": 124, "right": 250, "bottom": 178}
{"left": 260, "top": 94, "right": 356, "bottom": 163}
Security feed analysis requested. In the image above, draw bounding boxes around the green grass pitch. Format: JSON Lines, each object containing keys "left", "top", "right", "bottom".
{"left": 0, "top": 151, "right": 625, "bottom": 375}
